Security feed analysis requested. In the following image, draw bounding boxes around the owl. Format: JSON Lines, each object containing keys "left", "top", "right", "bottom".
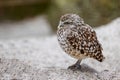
{"left": 57, "top": 14, "right": 105, "bottom": 70}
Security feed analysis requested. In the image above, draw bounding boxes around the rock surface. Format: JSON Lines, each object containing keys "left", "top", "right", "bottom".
{"left": 0, "top": 18, "right": 120, "bottom": 80}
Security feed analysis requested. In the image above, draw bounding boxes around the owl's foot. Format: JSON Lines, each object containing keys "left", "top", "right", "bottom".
{"left": 68, "top": 64, "right": 81, "bottom": 70}
{"left": 68, "top": 60, "right": 81, "bottom": 70}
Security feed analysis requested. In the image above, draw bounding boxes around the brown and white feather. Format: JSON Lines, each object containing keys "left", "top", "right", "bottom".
{"left": 57, "top": 14, "right": 105, "bottom": 62}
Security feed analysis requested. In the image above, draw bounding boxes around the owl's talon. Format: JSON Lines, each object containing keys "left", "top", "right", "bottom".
{"left": 68, "top": 60, "right": 81, "bottom": 70}
{"left": 68, "top": 64, "right": 81, "bottom": 70}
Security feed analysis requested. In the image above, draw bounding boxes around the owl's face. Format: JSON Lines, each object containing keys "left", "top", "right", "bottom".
{"left": 58, "top": 14, "right": 84, "bottom": 28}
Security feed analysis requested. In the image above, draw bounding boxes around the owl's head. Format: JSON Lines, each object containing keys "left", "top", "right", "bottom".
{"left": 58, "top": 14, "right": 84, "bottom": 28}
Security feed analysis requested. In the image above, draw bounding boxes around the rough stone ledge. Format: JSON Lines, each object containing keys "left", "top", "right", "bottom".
{"left": 0, "top": 58, "right": 120, "bottom": 80}
{"left": 0, "top": 18, "right": 120, "bottom": 80}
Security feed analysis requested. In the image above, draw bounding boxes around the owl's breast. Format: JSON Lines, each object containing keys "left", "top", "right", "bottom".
{"left": 57, "top": 28, "right": 85, "bottom": 59}
{"left": 57, "top": 28, "right": 70, "bottom": 50}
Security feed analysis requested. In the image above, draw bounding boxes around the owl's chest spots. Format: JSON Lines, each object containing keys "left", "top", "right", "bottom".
{"left": 57, "top": 28, "right": 71, "bottom": 48}
{"left": 58, "top": 32, "right": 69, "bottom": 47}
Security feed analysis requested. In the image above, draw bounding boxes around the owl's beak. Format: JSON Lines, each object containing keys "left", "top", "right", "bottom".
{"left": 58, "top": 21, "right": 63, "bottom": 28}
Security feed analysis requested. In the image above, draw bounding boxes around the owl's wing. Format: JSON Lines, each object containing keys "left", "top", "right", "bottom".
{"left": 66, "top": 24, "right": 104, "bottom": 62}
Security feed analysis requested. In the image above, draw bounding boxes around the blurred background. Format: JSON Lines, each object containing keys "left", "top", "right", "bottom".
{"left": 0, "top": 0, "right": 120, "bottom": 39}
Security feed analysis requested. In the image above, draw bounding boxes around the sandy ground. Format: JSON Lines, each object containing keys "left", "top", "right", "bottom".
{"left": 0, "top": 18, "right": 120, "bottom": 80}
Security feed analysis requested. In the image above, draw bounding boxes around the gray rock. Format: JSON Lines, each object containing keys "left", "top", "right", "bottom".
{"left": 0, "top": 18, "right": 120, "bottom": 80}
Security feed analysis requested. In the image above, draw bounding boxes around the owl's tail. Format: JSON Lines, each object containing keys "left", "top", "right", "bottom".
{"left": 94, "top": 54, "right": 105, "bottom": 62}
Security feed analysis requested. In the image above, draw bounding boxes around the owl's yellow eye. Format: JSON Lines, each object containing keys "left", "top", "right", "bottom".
{"left": 64, "top": 22, "right": 70, "bottom": 24}
{"left": 64, "top": 21, "right": 73, "bottom": 25}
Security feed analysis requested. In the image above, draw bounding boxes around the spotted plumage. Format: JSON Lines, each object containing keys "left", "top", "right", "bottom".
{"left": 57, "top": 14, "right": 105, "bottom": 70}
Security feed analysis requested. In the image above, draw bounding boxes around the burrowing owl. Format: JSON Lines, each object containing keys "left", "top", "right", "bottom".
{"left": 57, "top": 14, "right": 105, "bottom": 70}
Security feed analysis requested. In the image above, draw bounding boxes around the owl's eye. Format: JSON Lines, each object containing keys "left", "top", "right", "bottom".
{"left": 64, "top": 21, "right": 73, "bottom": 25}
{"left": 64, "top": 22, "right": 70, "bottom": 24}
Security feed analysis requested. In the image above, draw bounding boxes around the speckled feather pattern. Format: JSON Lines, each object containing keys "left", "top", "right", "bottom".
{"left": 57, "top": 14, "right": 105, "bottom": 62}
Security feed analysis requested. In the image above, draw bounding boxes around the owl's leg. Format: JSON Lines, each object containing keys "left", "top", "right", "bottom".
{"left": 68, "top": 59, "right": 81, "bottom": 70}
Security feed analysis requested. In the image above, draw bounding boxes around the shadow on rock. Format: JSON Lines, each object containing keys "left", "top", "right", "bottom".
{"left": 80, "top": 63, "right": 98, "bottom": 73}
